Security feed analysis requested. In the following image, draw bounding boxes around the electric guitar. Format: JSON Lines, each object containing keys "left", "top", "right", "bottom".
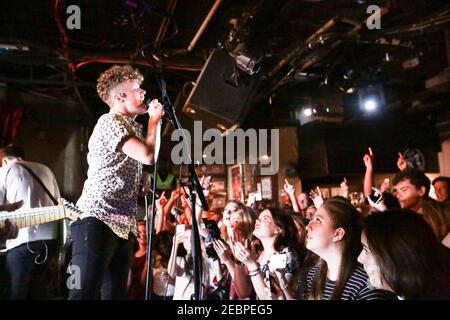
{"left": 0, "top": 199, "right": 82, "bottom": 229}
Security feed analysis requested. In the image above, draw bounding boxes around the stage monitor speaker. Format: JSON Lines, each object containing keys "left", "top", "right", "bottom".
{"left": 182, "top": 49, "right": 260, "bottom": 130}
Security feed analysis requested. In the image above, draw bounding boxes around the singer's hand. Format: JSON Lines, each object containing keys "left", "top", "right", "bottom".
{"left": 147, "top": 99, "right": 164, "bottom": 124}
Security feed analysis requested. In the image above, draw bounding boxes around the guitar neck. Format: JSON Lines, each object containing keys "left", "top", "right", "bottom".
{"left": 0, "top": 205, "right": 65, "bottom": 229}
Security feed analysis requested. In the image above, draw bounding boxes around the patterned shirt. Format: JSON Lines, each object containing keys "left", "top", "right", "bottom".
{"left": 77, "top": 111, "right": 144, "bottom": 239}
{"left": 303, "top": 264, "right": 398, "bottom": 300}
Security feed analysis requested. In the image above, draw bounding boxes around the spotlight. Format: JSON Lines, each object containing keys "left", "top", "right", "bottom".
{"left": 358, "top": 85, "right": 385, "bottom": 114}
{"left": 303, "top": 108, "right": 313, "bottom": 117}
{"left": 363, "top": 98, "right": 377, "bottom": 112}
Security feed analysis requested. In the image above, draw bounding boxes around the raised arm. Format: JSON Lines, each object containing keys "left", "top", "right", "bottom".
{"left": 363, "top": 147, "right": 374, "bottom": 198}
{"left": 396, "top": 152, "right": 408, "bottom": 171}
{"left": 154, "top": 192, "right": 167, "bottom": 234}
{"left": 120, "top": 99, "right": 164, "bottom": 165}
{"left": 284, "top": 179, "right": 300, "bottom": 213}
{"left": 340, "top": 177, "right": 349, "bottom": 199}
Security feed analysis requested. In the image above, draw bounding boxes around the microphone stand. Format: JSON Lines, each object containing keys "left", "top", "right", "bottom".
{"left": 144, "top": 159, "right": 159, "bottom": 300}
{"left": 162, "top": 94, "right": 209, "bottom": 300}
{"left": 141, "top": 46, "right": 208, "bottom": 300}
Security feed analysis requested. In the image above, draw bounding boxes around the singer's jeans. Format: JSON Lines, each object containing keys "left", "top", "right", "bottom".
{"left": 68, "top": 217, "right": 135, "bottom": 300}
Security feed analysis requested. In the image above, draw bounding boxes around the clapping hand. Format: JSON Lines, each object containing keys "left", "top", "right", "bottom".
{"left": 232, "top": 241, "right": 257, "bottom": 267}
{"left": 213, "top": 239, "right": 233, "bottom": 264}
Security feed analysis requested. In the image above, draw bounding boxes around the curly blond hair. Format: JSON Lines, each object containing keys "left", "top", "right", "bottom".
{"left": 96, "top": 65, "right": 144, "bottom": 105}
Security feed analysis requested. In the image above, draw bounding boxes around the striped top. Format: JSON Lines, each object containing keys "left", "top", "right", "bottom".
{"left": 303, "top": 264, "right": 398, "bottom": 300}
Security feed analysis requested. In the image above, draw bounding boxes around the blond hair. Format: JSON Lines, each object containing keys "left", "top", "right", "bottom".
{"left": 96, "top": 65, "right": 143, "bottom": 106}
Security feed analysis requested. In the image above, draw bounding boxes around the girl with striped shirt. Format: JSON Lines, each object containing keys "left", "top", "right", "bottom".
{"left": 299, "top": 198, "right": 396, "bottom": 300}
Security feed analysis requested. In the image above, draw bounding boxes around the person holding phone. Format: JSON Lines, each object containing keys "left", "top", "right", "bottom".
{"left": 233, "top": 207, "right": 301, "bottom": 300}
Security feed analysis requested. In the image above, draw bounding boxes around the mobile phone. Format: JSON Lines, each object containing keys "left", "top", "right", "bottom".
{"left": 202, "top": 218, "right": 221, "bottom": 245}
{"left": 269, "top": 253, "right": 287, "bottom": 270}
{"left": 369, "top": 187, "right": 383, "bottom": 204}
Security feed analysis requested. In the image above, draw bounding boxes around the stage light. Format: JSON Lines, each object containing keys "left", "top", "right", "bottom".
{"left": 229, "top": 51, "right": 262, "bottom": 76}
{"left": 358, "top": 85, "right": 385, "bottom": 114}
{"left": 363, "top": 98, "right": 377, "bottom": 112}
{"left": 303, "top": 108, "right": 313, "bottom": 117}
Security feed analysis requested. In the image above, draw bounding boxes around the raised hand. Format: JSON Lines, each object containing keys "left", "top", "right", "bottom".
{"left": 155, "top": 191, "right": 167, "bottom": 210}
{"left": 283, "top": 179, "right": 295, "bottom": 196}
{"left": 397, "top": 152, "right": 408, "bottom": 171}
{"left": 363, "top": 147, "right": 374, "bottom": 169}
{"left": 200, "top": 175, "right": 212, "bottom": 197}
{"left": 309, "top": 186, "right": 324, "bottom": 209}
{"left": 169, "top": 188, "right": 181, "bottom": 202}
{"left": 340, "top": 177, "right": 349, "bottom": 191}
{"left": 340, "top": 177, "right": 349, "bottom": 198}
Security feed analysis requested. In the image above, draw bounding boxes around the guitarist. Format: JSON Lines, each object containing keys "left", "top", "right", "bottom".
{"left": 0, "top": 145, "right": 61, "bottom": 299}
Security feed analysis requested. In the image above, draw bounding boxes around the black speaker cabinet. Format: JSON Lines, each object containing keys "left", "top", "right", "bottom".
{"left": 182, "top": 49, "right": 260, "bottom": 130}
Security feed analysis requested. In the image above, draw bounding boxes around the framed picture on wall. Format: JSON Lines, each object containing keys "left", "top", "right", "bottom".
{"left": 261, "top": 176, "right": 272, "bottom": 200}
{"left": 228, "top": 164, "right": 243, "bottom": 201}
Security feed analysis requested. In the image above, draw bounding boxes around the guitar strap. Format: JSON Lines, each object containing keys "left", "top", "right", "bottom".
{"left": 18, "top": 163, "right": 58, "bottom": 205}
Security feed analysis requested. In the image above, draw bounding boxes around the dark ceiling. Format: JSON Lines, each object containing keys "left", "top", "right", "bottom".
{"left": 1, "top": 0, "right": 449, "bottom": 130}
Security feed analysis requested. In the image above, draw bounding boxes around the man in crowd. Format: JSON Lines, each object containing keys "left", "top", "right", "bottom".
{"left": 392, "top": 167, "right": 430, "bottom": 213}
{"left": 432, "top": 176, "right": 450, "bottom": 203}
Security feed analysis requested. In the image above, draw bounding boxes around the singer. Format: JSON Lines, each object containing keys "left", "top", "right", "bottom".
{"left": 69, "top": 65, "right": 164, "bottom": 300}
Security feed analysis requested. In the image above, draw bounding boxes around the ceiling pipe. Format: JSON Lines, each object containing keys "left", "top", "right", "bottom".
{"left": 263, "top": 18, "right": 336, "bottom": 82}
{"left": 187, "top": 0, "right": 223, "bottom": 52}
{"left": 154, "top": 0, "right": 178, "bottom": 50}
{"left": 75, "top": 57, "right": 203, "bottom": 72}
{"left": 255, "top": 6, "right": 391, "bottom": 104}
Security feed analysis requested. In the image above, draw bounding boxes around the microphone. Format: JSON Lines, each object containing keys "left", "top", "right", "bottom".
{"left": 122, "top": 0, "right": 171, "bottom": 18}
{"left": 145, "top": 98, "right": 174, "bottom": 125}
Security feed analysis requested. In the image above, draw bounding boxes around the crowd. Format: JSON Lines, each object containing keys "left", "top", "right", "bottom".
{"left": 1, "top": 64, "right": 449, "bottom": 300}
